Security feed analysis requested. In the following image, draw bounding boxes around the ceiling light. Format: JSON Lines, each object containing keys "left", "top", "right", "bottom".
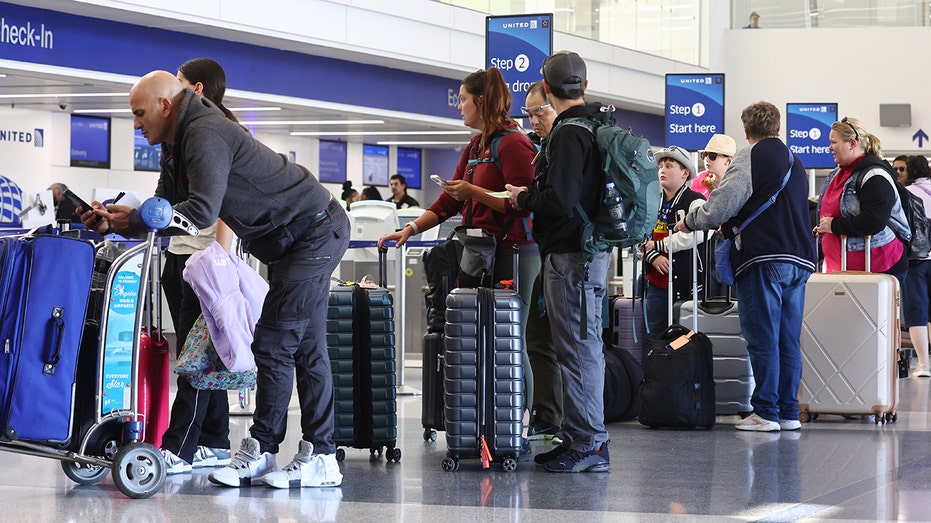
{"left": 73, "top": 108, "right": 131, "bottom": 114}
{"left": 377, "top": 141, "right": 471, "bottom": 146}
{"left": 0, "top": 92, "right": 129, "bottom": 99}
{"left": 228, "top": 107, "right": 281, "bottom": 112}
{"left": 242, "top": 119, "right": 385, "bottom": 126}
{"left": 290, "top": 130, "right": 471, "bottom": 137}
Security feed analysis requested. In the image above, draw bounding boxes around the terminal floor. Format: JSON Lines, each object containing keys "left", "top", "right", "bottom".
{"left": 2, "top": 356, "right": 931, "bottom": 522}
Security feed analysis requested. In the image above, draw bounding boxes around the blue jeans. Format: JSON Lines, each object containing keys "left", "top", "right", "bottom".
{"left": 734, "top": 262, "right": 811, "bottom": 422}
{"left": 904, "top": 261, "right": 930, "bottom": 328}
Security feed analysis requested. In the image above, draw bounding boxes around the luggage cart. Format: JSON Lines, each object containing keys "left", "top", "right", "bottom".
{"left": 0, "top": 197, "right": 198, "bottom": 499}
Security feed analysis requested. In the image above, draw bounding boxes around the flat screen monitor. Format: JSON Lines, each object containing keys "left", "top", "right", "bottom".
{"left": 318, "top": 140, "right": 347, "bottom": 183}
{"left": 396, "top": 147, "right": 422, "bottom": 189}
{"left": 70, "top": 115, "right": 111, "bottom": 169}
{"left": 133, "top": 128, "right": 161, "bottom": 172}
{"left": 362, "top": 144, "right": 389, "bottom": 186}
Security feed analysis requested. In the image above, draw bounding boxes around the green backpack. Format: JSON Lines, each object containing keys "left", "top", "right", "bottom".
{"left": 551, "top": 113, "right": 660, "bottom": 262}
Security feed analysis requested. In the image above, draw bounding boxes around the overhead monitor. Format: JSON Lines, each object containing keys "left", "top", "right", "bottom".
{"left": 70, "top": 115, "right": 111, "bottom": 169}
{"left": 318, "top": 140, "right": 347, "bottom": 183}
{"left": 396, "top": 147, "right": 422, "bottom": 189}
{"left": 133, "top": 128, "right": 161, "bottom": 172}
{"left": 362, "top": 144, "right": 389, "bottom": 186}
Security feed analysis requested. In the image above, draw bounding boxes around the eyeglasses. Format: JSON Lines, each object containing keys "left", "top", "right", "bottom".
{"left": 520, "top": 104, "right": 552, "bottom": 117}
{"left": 701, "top": 152, "right": 727, "bottom": 161}
{"left": 895, "top": 166, "right": 907, "bottom": 173}
{"left": 842, "top": 116, "right": 859, "bottom": 141}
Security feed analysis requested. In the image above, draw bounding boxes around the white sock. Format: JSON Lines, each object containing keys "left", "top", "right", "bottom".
{"left": 909, "top": 326, "right": 930, "bottom": 371}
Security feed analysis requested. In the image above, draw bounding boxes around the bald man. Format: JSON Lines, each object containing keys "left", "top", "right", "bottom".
{"left": 82, "top": 70, "right": 349, "bottom": 489}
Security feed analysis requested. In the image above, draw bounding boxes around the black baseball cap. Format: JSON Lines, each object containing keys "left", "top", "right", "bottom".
{"left": 541, "top": 51, "right": 586, "bottom": 92}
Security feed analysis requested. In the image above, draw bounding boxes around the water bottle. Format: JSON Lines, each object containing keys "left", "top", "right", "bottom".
{"left": 91, "top": 240, "right": 119, "bottom": 290}
{"left": 602, "top": 182, "right": 628, "bottom": 240}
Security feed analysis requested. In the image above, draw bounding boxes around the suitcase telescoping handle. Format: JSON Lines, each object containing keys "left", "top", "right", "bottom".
{"left": 666, "top": 228, "right": 699, "bottom": 332}
{"left": 840, "top": 235, "right": 872, "bottom": 272}
{"left": 377, "top": 245, "right": 388, "bottom": 288}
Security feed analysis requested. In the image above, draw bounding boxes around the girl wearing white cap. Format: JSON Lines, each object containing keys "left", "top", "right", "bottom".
{"left": 691, "top": 134, "right": 737, "bottom": 198}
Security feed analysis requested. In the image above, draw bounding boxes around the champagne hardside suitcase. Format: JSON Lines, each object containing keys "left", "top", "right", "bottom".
{"left": 798, "top": 237, "right": 900, "bottom": 424}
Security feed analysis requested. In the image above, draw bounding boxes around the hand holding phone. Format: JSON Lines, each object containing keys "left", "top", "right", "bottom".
{"left": 61, "top": 189, "right": 92, "bottom": 214}
{"left": 430, "top": 174, "right": 448, "bottom": 187}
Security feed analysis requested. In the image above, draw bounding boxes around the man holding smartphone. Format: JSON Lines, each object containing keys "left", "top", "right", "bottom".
{"left": 82, "top": 70, "right": 350, "bottom": 489}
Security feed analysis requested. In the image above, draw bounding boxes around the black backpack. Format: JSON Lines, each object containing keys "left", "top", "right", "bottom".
{"left": 422, "top": 237, "right": 462, "bottom": 333}
{"left": 603, "top": 346, "right": 644, "bottom": 423}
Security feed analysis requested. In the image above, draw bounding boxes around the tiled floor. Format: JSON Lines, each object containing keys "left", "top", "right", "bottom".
{"left": 2, "top": 359, "right": 931, "bottom": 522}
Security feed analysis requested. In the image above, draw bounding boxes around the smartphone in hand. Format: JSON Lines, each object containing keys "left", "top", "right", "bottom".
{"left": 430, "top": 174, "right": 448, "bottom": 187}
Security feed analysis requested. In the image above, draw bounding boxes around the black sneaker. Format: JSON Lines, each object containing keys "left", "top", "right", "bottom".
{"left": 527, "top": 420, "right": 560, "bottom": 440}
{"left": 533, "top": 444, "right": 570, "bottom": 465}
{"left": 543, "top": 442, "right": 610, "bottom": 473}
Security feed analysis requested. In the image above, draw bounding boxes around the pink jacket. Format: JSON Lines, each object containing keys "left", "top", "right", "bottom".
{"left": 182, "top": 242, "right": 268, "bottom": 372}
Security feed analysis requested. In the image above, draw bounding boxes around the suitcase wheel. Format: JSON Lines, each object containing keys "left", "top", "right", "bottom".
{"left": 442, "top": 456, "right": 459, "bottom": 472}
{"left": 423, "top": 429, "right": 437, "bottom": 442}
{"left": 387, "top": 447, "right": 402, "bottom": 463}
{"left": 111, "top": 443, "right": 166, "bottom": 499}
{"left": 369, "top": 447, "right": 383, "bottom": 461}
{"left": 335, "top": 448, "right": 345, "bottom": 462}
{"left": 61, "top": 459, "right": 109, "bottom": 486}
{"left": 501, "top": 458, "right": 517, "bottom": 473}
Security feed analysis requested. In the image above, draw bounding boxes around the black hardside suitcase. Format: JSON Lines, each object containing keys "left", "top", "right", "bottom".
{"left": 421, "top": 331, "right": 445, "bottom": 441}
{"left": 442, "top": 287, "right": 523, "bottom": 472}
{"left": 326, "top": 247, "right": 400, "bottom": 462}
{"left": 0, "top": 234, "right": 94, "bottom": 444}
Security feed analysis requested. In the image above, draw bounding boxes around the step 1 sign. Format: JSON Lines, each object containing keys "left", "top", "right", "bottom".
{"left": 665, "top": 74, "right": 725, "bottom": 150}
{"left": 486, "top": 13, "right": 553, "bottom": 118}
{"left": 786, "top": 103, "right": 837, "bottom": 169}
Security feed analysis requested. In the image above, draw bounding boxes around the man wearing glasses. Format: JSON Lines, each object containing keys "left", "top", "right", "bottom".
{"left": 893, "top": 155, "right": 909, "bottom": 184}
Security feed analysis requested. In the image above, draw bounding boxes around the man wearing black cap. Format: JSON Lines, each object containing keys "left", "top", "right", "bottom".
{"left": 506, "top": 51, "right": 611, "bottom": 473}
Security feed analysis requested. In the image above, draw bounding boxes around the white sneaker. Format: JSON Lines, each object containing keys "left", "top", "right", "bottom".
{"left": 735, "top": 413, "right": 781, "bottom": 432}
{"left": 193, "top": 446, "right": 232, "bottom": 468}
{"left": 263, "top": 440, "right": 343, "bottom": 489}
{"left": 778, "top": 419, "right": 802, "bottom": 431}
{"left": 914, "top": 366, "right": 931, "bottom": 378}
{"left": 208, "top": 437, "right": 277, "bottom": 487}
{"left": 160, "top": 448, "right": 192, "bottom": 475}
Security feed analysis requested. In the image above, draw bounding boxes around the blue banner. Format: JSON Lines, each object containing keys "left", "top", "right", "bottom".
{"left": 665, "top": 74, "right": 725, "bottom": 150}
{"left": 0, "top": 2, "right": 461, "bottom": 119}
{"left": 486, "top": 13, "right": 553, "bottom": 117}
{"left": 396, "top": 148, "right": 422, "bottom": 189}
{"left": 363, "top": 144, "right": 389, "bottom": 186}
{"left": 786, "top": 103, "right": 837, "bottom": 169}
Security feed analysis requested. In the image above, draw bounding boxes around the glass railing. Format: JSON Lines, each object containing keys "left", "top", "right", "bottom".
{"left": 434, "top": 0, "right": 706, "bottom": 66}
{"left": 733, "top": 1, "right": 929, "bottom": 29}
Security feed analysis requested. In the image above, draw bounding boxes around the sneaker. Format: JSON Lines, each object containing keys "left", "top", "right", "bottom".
{"left": 914, "top": 366, "right": 931, "bottom": 378}
{"left": 543, "top": 442, "right": 610, "bottom": 473}
{"left": 160, "top": 448, "right": 192, "bottom": 475}
{"left": 735, "top": 413, "right": 781, "bottom": 432}
{"left": 527, "top": 420, "right": 560, "bottom": 441}
{"left": 208, "top": 437, "right": 277, "bottom": 487}
{"left": 263, "top": 440, "right": 343, "bottom": 489}
{"left": 778, "top": 419, "right": 802, "bottom": 431}
{"left": 193, "top": 446, "right": 232, "bottom": 468}
{"left": 533, "top": 444, "right": 570, "bottom": 465}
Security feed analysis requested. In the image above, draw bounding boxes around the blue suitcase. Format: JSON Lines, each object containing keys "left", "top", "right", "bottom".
{"left": 0, "top": 234, "right": 94, "bottom": 443}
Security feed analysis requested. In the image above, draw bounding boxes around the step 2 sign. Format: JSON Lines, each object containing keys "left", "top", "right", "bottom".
{"left": 665, "top": 74, "right": 725, "bottom": 150}
{"left": 786, "top": 103, "right": 837, "bottom": 169}
{"left": 486, "top": 13, "right": 553, "bottom": 118}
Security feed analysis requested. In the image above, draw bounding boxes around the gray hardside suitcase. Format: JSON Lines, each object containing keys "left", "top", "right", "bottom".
{"left": 442, "top": 287, "right": 523, "bottom": 472}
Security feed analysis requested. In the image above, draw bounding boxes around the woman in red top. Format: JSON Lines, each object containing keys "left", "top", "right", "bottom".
{"left": 379, "top": 67, "right": 538, "bottom": 452}
{"left": 379, "top": 67, "right": 537, "bottom": 289}
{"left": 814, "top": 117, "right": 908, "bottom": 278}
